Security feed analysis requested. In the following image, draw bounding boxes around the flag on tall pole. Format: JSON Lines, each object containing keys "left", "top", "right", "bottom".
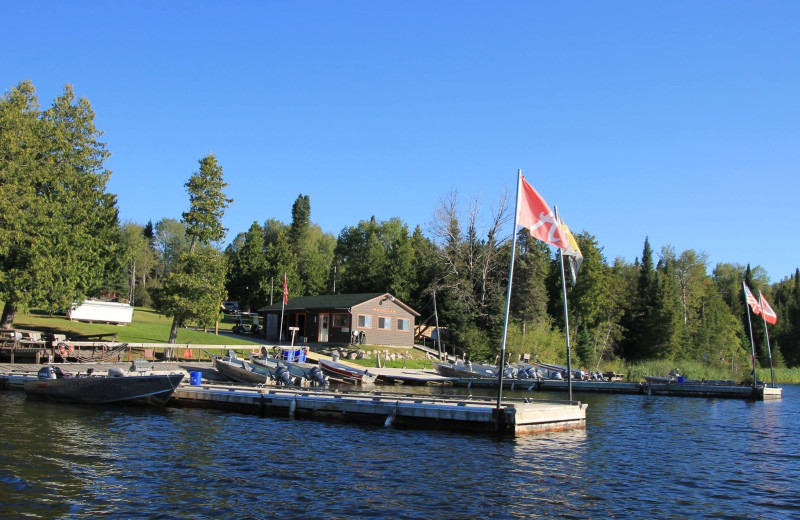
{"left": 742, "top": 282, "right": 759, "bottom": 390}
{"left": 497, "top": 171, "right": 579, "bottom": 419}
{"left": 279, "top": 273, "right": 288, "bottom": 343}
{"left": 558, "top": 216, "right": 583, "bottom": 285}
{"left": 517, "top": 176, "right": 567, "bottom": 250}
{"left": 759, "top": 291, "right": 777, "bottom": 387}
{"left": 743, "top": 283, "right": 761, "bottom": 315}
{"left": 759, "top": 291, "right": 777, "bottom": 325}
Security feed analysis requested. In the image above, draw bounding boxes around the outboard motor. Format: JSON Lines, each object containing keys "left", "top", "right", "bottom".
{"left": 275, "top": 365, "right": 292, "bottom": 386}
{"left": 308, "top": 366, "right": 328, "bottom": 387}
{"left": 37, "top": 366, "right": 56, "bottom": 380}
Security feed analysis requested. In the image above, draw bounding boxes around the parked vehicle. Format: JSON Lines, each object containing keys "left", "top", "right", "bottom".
{"left": 221, "top": 301, "right": 239, "bottom": 314}
{"left": 232, "top": 315, "right": 260, "bottom": 335}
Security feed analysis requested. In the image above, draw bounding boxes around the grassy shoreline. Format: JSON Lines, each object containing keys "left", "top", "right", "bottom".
{"left": 10, "top": 308, "right": 800, "bottom": 384}
{"left": 12, "top": 308, "right": 262, "bottom": 346}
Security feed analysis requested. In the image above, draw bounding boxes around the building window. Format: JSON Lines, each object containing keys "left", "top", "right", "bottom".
{"left": 378, "top": 317, "right": 391, "bottom": 330}
{"left": 357, "top": 315, "right": 372, "bottom": 328}
{"left": 397, "top": 318, "right": 410, "bottom": 331}
{"left": 333, "top": 313, "right": 349, "bottom": 327}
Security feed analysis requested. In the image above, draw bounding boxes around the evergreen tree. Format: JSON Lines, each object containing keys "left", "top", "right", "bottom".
{"left": 567, "top": 233, "right": 618, "bottom": 368}
{"left": 150, "top": 245, "right": 227, "bottom": 332}
{"left": 289, "top": 194, "right": 310, "bottom": 246}
{"left": 152, "top": 155, "right": 231, "bottom": 343}
{"left": 182, "top": 154, "right": 231, "bottom": 252}
{"left": 0, "top": 82, "right": 118, "bottom": 326}
{"left": 227, "top": 221, "right": 268, "bottom": 311}
{"left": 653, "top": 258, "right": 690, "bottom": 359}
{"left": 511, "top": 231, "right": 551, "bottom": 327}
{"left": 265, "top": 228, "right": 301, "bottom": 302}
{"left": 620, "top": 237, "right": 658, "bottom": 360}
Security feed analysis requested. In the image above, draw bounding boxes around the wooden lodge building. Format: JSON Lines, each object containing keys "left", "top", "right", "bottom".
{"left": 257, "top": 293, "right": 420, "bottom": 348}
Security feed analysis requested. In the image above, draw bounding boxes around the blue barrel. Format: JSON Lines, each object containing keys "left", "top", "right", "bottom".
{"left": 190, "top": 371, "right": 202, "bottom": 386}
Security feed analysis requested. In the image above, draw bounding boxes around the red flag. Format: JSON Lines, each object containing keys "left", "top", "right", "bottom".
{"left": 759, "top": 291, "right": 777, "bottom": 325}
{"left": 743, "top": 283, "right": 761, "bottom": 315}
{"left": 282, "top": 273, "right": 289, "bottom": 305}
{"left": 517, "top": 176, "right": 566, "bottom": 250}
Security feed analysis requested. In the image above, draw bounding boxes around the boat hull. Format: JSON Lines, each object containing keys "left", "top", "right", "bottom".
{"left": 433, "top": 362, "right": 496, "bottom": 379}
{"left": 318, "top": 359, "right": 375, "bottom": 385}
{"left": 212, "top": 357, "right": 270, "bottom": 385}
{"left": 23, "top": 373, "right": 184, "bottom": 406}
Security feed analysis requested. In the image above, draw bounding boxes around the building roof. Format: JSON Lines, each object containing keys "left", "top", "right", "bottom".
{"left": 258, "top": 293, "right": 420, "bottom": 316}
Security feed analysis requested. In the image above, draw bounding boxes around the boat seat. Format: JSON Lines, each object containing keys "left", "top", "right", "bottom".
{"left": 130, "top": 359, "right": 154, "bottom": 373}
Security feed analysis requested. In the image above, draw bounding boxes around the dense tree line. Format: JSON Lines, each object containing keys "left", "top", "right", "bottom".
{"left": 3, "top": 80, "right": 798, "bottom": 363}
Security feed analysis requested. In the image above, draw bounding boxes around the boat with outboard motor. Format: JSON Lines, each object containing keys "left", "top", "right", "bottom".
{"left": 318, "top": 358, "right": 376, "bottom": 385}
{"left": 210, "top": 350, "right": 272, "bottom": 385}
{"left": 23, "top": 366, "right": 184, "bottom": 406}
{"left": 249, "top": 347, "right": 327, "bottom": 387}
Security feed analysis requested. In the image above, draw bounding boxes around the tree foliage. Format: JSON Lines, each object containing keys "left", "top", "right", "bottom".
{"left": 151, "top": 154, "right": 230, "bottom": 343}
{"left": 0, "top": 81, "right": 118, "bottom": 326}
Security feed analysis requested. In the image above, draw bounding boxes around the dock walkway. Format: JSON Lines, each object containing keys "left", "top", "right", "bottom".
{"left": 0, "top": 362, "right": 587, "bottom": 436}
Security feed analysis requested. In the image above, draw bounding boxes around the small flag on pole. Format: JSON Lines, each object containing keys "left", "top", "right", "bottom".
{"left": 558, "top": 216, "right": 583, "bottom": 285}
{"left": 759, "top": 291, "right": 777, "bottom": 325}
{"left": 282, "top": 273, "right": 289, "bottom": 305}
{"left": 517, "top": 176, "right": 566, "bottom": 250}
{"left": 743, "top": 283, "right": 761, "bottom": 315}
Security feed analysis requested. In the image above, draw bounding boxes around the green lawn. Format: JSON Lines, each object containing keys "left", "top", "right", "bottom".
{"left": 13, "top": 307, "right": 263, "bottom": 345}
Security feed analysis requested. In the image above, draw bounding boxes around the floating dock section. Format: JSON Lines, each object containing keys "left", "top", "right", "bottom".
{"left": 172, "top": 383, "right": 587, "bottom": 435}
{"left": 452, "top": 377, "right": 782, "bottom": 400}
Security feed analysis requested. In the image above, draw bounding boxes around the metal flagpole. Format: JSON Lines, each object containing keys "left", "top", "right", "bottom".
{"left": 554, "top": 206, "right": 573, "bottom": 402}
{"left": 279, "top": 273, "right": 286, "bottom": 344}
{"left": 760, "top": 311, "right": 775, "bottom": 388}
{"left": 743, "top": 282, "right": 758, "bottom": 390}
{"left": 433, "top": 289, "right": 442, "bottom": 360}
{"left": 496, "top": 170, "right": 523, "bottom": 413}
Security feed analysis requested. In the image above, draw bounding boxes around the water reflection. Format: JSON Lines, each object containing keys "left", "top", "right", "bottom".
{"left": 1, "top": 386, "right": 799, "bottom": 519}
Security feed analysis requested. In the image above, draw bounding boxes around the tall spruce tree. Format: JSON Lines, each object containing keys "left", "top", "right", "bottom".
{"left": 151, "top": 154, "right": 231, "bottom": 343}
{"left": 620, "top": 237, "right": 658, "bottom": 360}
{"left": 182, "top": 154, "right": 231, "bottom": 253}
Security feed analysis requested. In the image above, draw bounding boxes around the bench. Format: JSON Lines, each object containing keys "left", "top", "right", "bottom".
{"left": 130, "top": 359, "right": 155, "bottom": 373}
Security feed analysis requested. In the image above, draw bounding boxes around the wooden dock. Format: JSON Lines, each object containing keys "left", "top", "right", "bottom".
{"left": 450, "top": 377, "right": 782, "bottom": 400}
{"left": 0, "top": 364, "right": 587, "bottom": 436}
{"left": 172, "top": 382, "right": 587, "bottom": 435}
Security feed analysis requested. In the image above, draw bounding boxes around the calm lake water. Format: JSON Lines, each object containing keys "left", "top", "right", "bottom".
{"left": 1, "top": 384, "right": 798, "bottom": 519}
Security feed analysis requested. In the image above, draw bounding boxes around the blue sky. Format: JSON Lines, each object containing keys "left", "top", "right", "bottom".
{"left": 4, "top": 1, "right": 799, "bottom": 281}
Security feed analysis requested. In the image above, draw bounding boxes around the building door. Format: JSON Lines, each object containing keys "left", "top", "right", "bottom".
{"left": 319, "top": 314, "right": 329, "bottom": 342}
